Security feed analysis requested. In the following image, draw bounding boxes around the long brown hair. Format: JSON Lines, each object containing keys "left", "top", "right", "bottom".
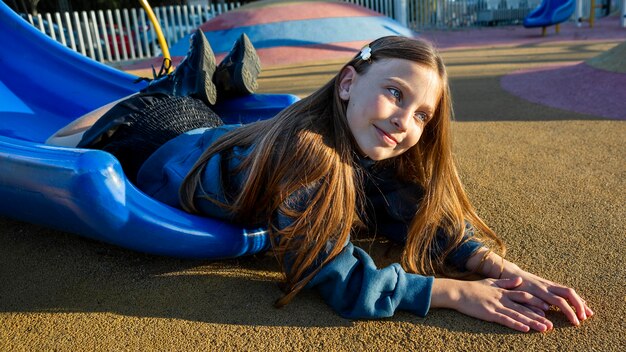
{"left": 179, "top": 36, "right": 504, "bottom": 306}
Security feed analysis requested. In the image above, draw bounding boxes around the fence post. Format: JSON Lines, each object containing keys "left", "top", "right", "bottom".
{"left": 64, "top": 12, "right": 77, "bottom": 51}
{"left": 394, "top": 0, "right": 408, "bottom": 26}
{"left": 575, "top": 0, "right": 582, "bottom": 27}
{"left": 90, "top": 11, "right": 104, "bottom": 61}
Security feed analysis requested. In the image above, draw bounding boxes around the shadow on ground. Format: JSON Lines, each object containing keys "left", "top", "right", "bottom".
{"left": 0, "top": 216, "right": 350, "bottom": 328}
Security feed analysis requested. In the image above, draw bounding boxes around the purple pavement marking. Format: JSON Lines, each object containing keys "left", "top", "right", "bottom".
{"left": 501, "top": 62, "right": 626, "bottom": 120}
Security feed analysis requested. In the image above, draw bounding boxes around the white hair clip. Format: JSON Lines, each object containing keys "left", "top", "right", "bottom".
{"left": 359, "top": 46, "right": 372, "bottom": 61}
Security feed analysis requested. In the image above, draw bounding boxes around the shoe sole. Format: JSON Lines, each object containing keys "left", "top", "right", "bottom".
{"left": 236, "top": 34, "right": 261, "bottom": 95}
{"left": 197, "top": 32, "right": 217, "bottom": 105}
{"left": 185, "top": 30, "right": 217, "bottom": 105}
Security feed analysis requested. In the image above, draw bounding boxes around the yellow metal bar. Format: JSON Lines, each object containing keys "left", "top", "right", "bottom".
{"left": 139, "top": 0, "right": 172, "bottom": 73}
{"left": 589, "top": 0, "right": 595, "bottom": 28}
{"left": 580, "top": 0, "right": 597, "bottom": 28}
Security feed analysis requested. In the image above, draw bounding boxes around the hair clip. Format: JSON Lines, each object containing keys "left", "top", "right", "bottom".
{"left": 359, "top": 45, "right": 372, "bottom": 61}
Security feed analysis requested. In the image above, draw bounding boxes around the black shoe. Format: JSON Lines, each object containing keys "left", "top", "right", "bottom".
{"left": 141, "top": 29, "right": 217, "bottom": 105}
{"left": 213, "top": 33, "right": 261, "bottom": 99}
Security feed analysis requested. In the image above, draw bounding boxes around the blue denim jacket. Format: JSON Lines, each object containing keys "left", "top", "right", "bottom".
{"left": 137, "top": 124, "right": 483, "bottom": 319}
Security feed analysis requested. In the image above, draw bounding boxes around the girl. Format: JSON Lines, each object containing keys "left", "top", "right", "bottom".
{"left": 50, "top": 34, "right": 592, "bottom": 332}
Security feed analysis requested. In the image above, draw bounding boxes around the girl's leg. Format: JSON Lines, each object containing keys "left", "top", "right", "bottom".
{"left": 213, "top": 33, "right": 261, "bottom": 99}
{"left": 47, "top": 29, "right": 215, "bottom": 148}
{"left": 76, "top": 93, "right": 223, "bottom": 183}
{"left": 142, "top": 31, "right": 261, "bottom": 104}
{"left": 141, "top": 29, "right": 218, "bottom": 106}
{"left": 46, "top": 94, "right": 138, "bottom": 147}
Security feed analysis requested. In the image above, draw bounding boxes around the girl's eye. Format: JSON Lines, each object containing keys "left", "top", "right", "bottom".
{"left": 388, "top": 88, "right": 401, "bottom": 101}
{"left": 414, "top": 112, "right": 428, "bottom": 122}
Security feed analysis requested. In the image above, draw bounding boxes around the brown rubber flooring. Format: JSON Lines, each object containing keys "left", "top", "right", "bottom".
{"left": 1, "top": 27, "right": 625, "bottom": 351}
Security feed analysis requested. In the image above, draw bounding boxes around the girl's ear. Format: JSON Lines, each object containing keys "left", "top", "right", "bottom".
{"left": 338, "top": 66, "right": 356, "bottom": 101}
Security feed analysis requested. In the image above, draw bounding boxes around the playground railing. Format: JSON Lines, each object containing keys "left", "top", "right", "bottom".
{"left": 18, "top": 2, "right": 241, "bottom": 64}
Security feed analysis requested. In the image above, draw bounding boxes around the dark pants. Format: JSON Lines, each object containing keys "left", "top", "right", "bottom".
{"left": 78, "top": 93, "right": 224, "bottom": 183}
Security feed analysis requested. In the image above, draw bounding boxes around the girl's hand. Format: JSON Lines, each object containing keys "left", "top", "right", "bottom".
{"left": 501, "top": 266, "right": 594, "bottom": 327}
{"left": 466, "top": 249, "right": 594, "bottom": 327}
{"left": 431, "top": 277, "right": 554, "bottom": 332}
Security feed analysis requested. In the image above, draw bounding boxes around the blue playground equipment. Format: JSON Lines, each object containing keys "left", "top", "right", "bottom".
{"left": 0, "top": 2, "right": 298, "bottom": 259}
{"left": 524, "top": 0, "right": 576, "bottom": 35}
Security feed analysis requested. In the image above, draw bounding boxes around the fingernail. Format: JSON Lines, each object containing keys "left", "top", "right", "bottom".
{"left": 543, "top": 304, "right": 550, "bottom": 310}
{"left": 582, "top": 312, "right": 587, "bottom": 320}
{"left": 574, "top": 318, "right": 580, "bottom": 326}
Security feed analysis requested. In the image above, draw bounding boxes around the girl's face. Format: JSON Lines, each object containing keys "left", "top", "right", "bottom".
{"left": 339, "top": 58, "right": 442, "bottom": 161}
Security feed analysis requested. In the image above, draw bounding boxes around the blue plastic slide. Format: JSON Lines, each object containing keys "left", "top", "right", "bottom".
{"left": 0, "top": 2, "right": 298, "bottom": 259}
{"left": 523, "top": 0, "right": 576, "bottom": 28}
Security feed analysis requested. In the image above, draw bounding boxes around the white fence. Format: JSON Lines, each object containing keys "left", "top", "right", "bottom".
{"left": 20, "top": 2, "right": 241, "bottom": 63}
{"left": 407, "top": 0, "right": 543, "bottom": 29}
{"left": 18, "top": 0, "right": 609, "bottom": 64}
{"left": 346, "top": 0, "right": 395, "bottom": 17}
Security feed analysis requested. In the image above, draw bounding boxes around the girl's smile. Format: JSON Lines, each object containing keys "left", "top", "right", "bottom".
{"left": 339, "top": 58, "right": 442, "bottom": 160}
{"left": 374, "top": 124, "right": 398, "bottom": 146}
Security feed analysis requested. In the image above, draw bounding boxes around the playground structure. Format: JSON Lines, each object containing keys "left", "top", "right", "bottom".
{"left": 121, "top": 1, "right": 419, "bottom": 79}
{"left": 171, "top": 1, "right": 415, "bottom": 56}
{"left": 524, "top": 0, "right": 625, "bottom": 35}
{"left": 0, "top": 2, "right": 299, "bottom": 259}
{"left": 523, "top": 0, "right": 577, "bottom": 35}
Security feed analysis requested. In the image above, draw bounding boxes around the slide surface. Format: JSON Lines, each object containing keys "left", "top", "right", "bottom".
{"left": 523, "top": 0, "right": 576, "bottom": 28}
{"left": 0, "top": 2, "right": 298, "bottom": 259}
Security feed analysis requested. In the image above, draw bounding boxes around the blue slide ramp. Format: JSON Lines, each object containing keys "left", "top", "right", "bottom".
{"left": 0, "top": 2, "right": 298, "bottom": 259}
{"left": 523, "top": 0, "right": 576, "bottom": 29}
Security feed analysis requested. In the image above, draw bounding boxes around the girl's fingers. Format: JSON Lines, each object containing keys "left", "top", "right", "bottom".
{"left": 507, "top": 290, "right": 550, "bottom": 311}
{"left": 493, "top": 271, "right": 593, "bottom": 327}
{"left": 544, "top": 294, "right": 580, "bottom": 326}
{"left": 495, "top": 306, "right": 549, "bottom": 332}
{"left": 491, "top": 312, "right": 531, "bottom": 333}
{"left": 502, "top": 300, "right": 553, "bottom": 331}
{"left": 524, "top": 304, "right": 546, "bottom": 317}
{"left": 585, "top": 305, "right": 594, "bottom": 317}
{"left": 549, "top": 286, "right": 588, "bottom": 322}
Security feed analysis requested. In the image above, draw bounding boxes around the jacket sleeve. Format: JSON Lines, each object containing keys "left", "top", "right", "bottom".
{"left": 304, "top": 240, "right": 434, "bottom": 319}
{"left": 275, "top": 188, "right": 434, "bottom": 320}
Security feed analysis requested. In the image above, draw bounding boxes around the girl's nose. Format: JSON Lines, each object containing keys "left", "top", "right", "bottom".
{"left": 391, "top": 111, "right": 411, "bottom": 132}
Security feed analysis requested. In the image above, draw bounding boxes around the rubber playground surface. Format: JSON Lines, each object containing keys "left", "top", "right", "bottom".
{"left": 1, "top": 15, "right": 625, "bottom": 352}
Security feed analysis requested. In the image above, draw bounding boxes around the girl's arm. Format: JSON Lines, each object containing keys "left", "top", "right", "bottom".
{"left": 465, "top": 248, "right": 594, "bottom": 327}
{"left": 302, "top": 240, "right": 435, "bottom": 318}
{"left": 304, "top": 239, "right": 554, "bottom": 332}
{"left": 281, "top": 218, "right": 551, "bottom": 332}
